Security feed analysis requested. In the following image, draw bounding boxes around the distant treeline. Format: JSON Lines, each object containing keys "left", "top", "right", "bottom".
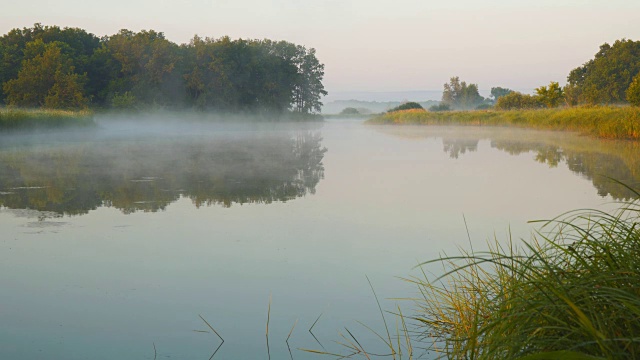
{"left": 0, "top": 24, "right": 327, "bottom": 115}
{"left": 426, "top": 39, "right": 640, "bottom": 111}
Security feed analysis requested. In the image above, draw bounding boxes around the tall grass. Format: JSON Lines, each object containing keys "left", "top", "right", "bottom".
{"left": 409, "top": 195, "right": 640, "bottom": 359}
{"left": 366, "top": 107, "right": 640, "bottom": 140}
{"left": 304, "top": 189, "right": 640, "bottom": 359}
{"left": 0, "top": 108, "right": 94, "bottom": 130}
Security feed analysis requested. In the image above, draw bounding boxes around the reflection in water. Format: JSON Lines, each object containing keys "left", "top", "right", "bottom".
{"left": 443, "top": 138, "right": 478, "bottom": 159}
{"left": 0, "top": 130, "right": 326, "bottom": 215}
{"left": 376, "top": 126, "right": 640, "bottom": 200}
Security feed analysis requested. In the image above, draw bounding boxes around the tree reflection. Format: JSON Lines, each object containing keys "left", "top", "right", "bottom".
{"left": 377, "top": 126, "right": 640, "bottom": 201}
{"left": 491, "top": 139, "right": 639, "bottom": 199}
{"left": 443, "top": 138, "right": 479, "bottom": 159}
{"left": 0, "top": 131, "right": 326, "bottom": 215}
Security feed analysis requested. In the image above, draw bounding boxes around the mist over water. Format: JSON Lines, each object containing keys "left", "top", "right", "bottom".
{"left": 0, "top": 117, "right": 636, "bottom": 359}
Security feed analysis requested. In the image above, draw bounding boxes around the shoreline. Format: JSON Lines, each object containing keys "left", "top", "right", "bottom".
{"left": 0, "top": 108, "right": 95, "bottom": 130}
{"left": 366, "top": 106, "right": 640, "bottom": 140}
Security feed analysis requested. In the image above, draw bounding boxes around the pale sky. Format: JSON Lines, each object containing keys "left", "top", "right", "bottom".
{"left": 2, "top": 0, "right": 639, "bottom": 95}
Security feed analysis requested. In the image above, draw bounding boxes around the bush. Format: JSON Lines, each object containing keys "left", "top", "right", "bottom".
{"left": 495, "top": 92, "right": 543, "bottom": 110}
{"left": 475, "top": 103, "right": 493, "bottom": 110}
{"left": 110, "top": 91, "right": 137, "bottom": 109}
{"left": 627, "top": 73, "right": 640, "bottom": 106}
{"left": 388, "top": 102, "right": 424, "bottom": 112}
{"left": 339, "top": 107, "right": 360, "bottom": 115}
{"left": 429, "top": 103, "right": 451, "bottom": 112}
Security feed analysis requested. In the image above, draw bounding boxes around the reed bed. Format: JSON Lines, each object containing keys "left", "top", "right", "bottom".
{"left": 408, "top": 194, "right": 640, "bottom": 359}
{"left": 367, "top": 107, "right": 640, "bottom": 140}
{"left": 305, "top": 188, "right": 640, "bottom": 359}
{"left": 0, "top": 108, "right": 95, "bottom": 130}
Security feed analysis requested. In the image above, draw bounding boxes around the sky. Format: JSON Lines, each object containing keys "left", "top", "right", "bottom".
{"left": 2, "top": 0, "right": 640, "bottom": 97}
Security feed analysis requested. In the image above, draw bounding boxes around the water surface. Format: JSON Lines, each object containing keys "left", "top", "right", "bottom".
{"left": 1, "top": 119, "right": 637, "bottom": 359}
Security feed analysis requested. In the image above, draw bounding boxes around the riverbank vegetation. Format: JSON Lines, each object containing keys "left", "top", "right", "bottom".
{"left": 371, "top": 39, "right": 640, "bottom": 139}
{"left": 306, "top": 198, "right": 640, "bottom": 359}
{"left": 406, "top": 198, "right": 640, "bottom": 359}
{"left": 368, "top": 106, "right": 640, "bottom": 140}
{"left": 0, "top": 108, "right": 94, "bottom": 130}
{"left": 0, "top": 24, "right": 327, "bottom": 118}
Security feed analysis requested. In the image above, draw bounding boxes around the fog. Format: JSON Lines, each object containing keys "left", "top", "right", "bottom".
{"left": 0, "top": 114, "right": 327, "bottom": 216}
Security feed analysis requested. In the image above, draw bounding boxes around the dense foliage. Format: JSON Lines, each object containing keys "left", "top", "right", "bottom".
{"left": 0, "top": 24, "right": 327, "bottom": 114}
{"left": 490, "top": 86, "right": 513, "bottom": 100}
{"left": 567, "top": 39, "right": 640, "bottom": 105}
{"left": 441, "top": 77, "right": 485, "bottom": 110}
{"left": 388, "top": 101, "right": 424, "bottom": 112}
{"left": 627, "top": 73, "right": 640, "bottom": 106}
{"left": 339, "top": 107, "right": 360, "bottom": 115}
{"left": 535, "top": 81, "right": 564, "bottom": 108}
{"left": 494, "top": 92, "right": 542, "bottom": 110}
{"left": 429, "top": 103, "right": 451, "bottom": 112}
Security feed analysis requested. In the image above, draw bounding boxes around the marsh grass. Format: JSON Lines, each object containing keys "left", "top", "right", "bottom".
{"left": 306, "top": 187, "right": 640, "bottom": 359}
{"left": 409, "top": 192, "right": 640, "bottom": 359}
{"left": 367, "top": 107, "right": 640, "bottom": 140}
{"left": 0, "top": 108, "right": 95, "bottom": 130}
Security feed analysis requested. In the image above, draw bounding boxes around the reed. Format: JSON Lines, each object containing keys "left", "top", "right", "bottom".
{"left": 409, "top": 193, "right": 640, "bottom": 359}
{"left": 306, "top": 185, "right": 640, "bottom": 359}
{"left": 366, "top": 106, "right": 640, "bottom": 140}
{"left": 0, "top": 108, "right": 95, "bottom": 130}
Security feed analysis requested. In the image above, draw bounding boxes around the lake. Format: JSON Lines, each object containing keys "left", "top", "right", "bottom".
{"left": 1, "top": 117, "right": 638, "bottom": 359}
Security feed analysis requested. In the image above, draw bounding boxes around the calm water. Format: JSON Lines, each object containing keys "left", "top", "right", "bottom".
{"left": 1, "top": 118, "right": 638, "bottom": 359}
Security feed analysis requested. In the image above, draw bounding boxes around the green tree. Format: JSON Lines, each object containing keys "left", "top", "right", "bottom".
{"left": 627, "top": 73, "right": 640, "bottom": 106}
{"left": 388, "top": 102, "right": 423, "bottom": 112}
{"left": 535, "top": 81, "right": 564, "bottom": 108}
{"left": 495, "top": 92, "right": 542, "bottom": 110}
{"left": 429, "top": 103, "right": 451, "bottom": 112}
{"left": 105, "top": 29, "right": 181, "bottom": 106}
{"left": 442, "top": 76, "right": 484, "bottom": 110}
{"left": 3, "top": 40, "right": 87, "bottom": 108}
{"left": 567, "top": 39, "right": 640, "bottom": 104}
{"left": 340, "top": 107, "right": 359, "bottom": 115}
{"left": 490, "top": 87, "right": 513, "bottom": 100}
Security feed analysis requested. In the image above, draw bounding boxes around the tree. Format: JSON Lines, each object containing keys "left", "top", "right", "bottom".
{"left": 3, "top": 40, "right": 87, "bottom": 108}
{"left": 297, "top": 47, "right": 328, "bottom": 113}
{"left": 566, "top": 39, "right": 640, "bottom": 104}
{"left": 429, "top": 103, "right": 451, "bottom": 112}
{"left": 340, "top": 107, "right": 359, "bottom": 115}
{"left": 627, "top": 73, "right": 640, "bottom": 106}
{"left": 490, "top": 87, "right": 513, "bottom": 100}
{"left": 257, "top": 40, "right": 327, "bottom": 114}
{"left": 388, "top": 102, "right": 423, "bottom": 112}
{"left": 105, "top": 29, "right": 181, "bottom": 106}
{"left": 535, "top": 81, "right": 564, "bottom": 108}
{"left": 441, "top": 76, "right": 484, "bottom": 110}
{"left": 495, "top": 92, "right": 542, "bottom": 110}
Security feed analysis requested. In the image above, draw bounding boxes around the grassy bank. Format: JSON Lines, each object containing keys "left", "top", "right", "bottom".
{"left": 406, "top": 197, "right": 640, "bottom": 359}
{"left": 306, "top": 196, "right": 640, "bottom": 359}
{"left": 367, "top": 106, "right": 640, "bottom": 140}
{"left": 0, "top": 108, "right": 95, "bottom": 130}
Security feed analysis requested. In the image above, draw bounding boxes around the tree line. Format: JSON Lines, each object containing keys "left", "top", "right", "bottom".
{"left": 0, "top": 24, "right": 327, "bottom": 114}
{"left": 434, "top": 39, "right": 640, "bottom": 111}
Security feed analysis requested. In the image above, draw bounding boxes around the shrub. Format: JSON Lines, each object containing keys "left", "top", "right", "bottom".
{"left": 339, "top": 107, "right": 360, "bottom": 115}
{"left": 388, "top": 102, "right": 424, "bottom": 112}
{"left": 429, "top": 103, "right": 451, "bottom": 112}
{"left": 627, "top": 73, "right": 640, "bottom": 106}
{"left": 495, "top": 92, "right": 543, "bottom": 110}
